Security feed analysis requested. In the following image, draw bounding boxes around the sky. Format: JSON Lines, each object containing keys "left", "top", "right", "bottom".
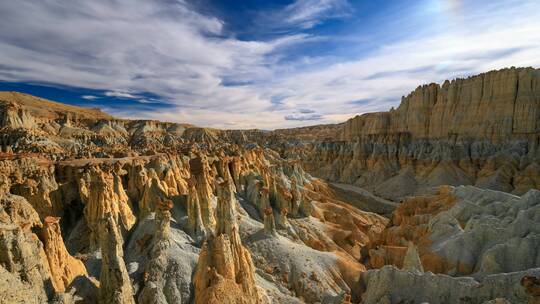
{"left": 0, "top": 0, "right": 539, "bottom": 129}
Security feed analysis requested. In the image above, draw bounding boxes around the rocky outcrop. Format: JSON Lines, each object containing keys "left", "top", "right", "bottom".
{"left": 402, "top": 241, "right": 423, "bottom": 272}
{"left": 7, "top": 162, "right": 62, "bottom": 220}
{"left": 360, "top": 265, "right": 540, "bottom": 304}
{"left": 98, "top": 214, "right": 135, "bottom": 304}
{"left": 263, "top": 206, "right": 277, "bottom": 236}
{"left": 367, "top": 186, "right": 455, "bottom": 269}
{"left": 41, "top": 216, "right": 87, "bottom": 292}
{"left": 125, "top": 197, "right": 199, "bottom": 304}
{"left": 0, "top": 68, "right": 538, "bottom": 303}
{"left": 137, "top": 199, "right": 174, "bottom": 303}
{"left": 0, "top": 101, "right": 37, "bottom": 129}
{"left": 369, "top": 185, "right": 540, "bottom": 279}
{"left": 0, "top": 194, "right": 53, "bottom": 303}
{"left": 342, "top": 67, "right": 540, "bottom": 141}
{"left": 139, "top": 169, "right": 169, "bottom": 219}
{"left": 280, "top": 67, "right": 540, "bottom": 200}
{"left": 193, "top": 180, "right": 264, "bottom": 304}
{"left": 186, "top": 179, "right": 206, "bottom": 242}
{"left": 189, "top": 154, "right": 216, "bottom": 232}
{"left": 79, "top": 165, "right": 136, "bottom": 249}
{"left": 426, "top": 186, "right": 540, "bottom": 277}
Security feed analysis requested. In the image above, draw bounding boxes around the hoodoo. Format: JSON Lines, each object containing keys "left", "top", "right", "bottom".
{"left": 0, "top": 68, "right": 538, "bottom": 303}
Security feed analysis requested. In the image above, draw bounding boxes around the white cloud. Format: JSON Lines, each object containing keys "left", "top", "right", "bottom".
{"left": 248, "top": 0, "right": 540, "bottom": 125}
{"left": 281, "top": 0, "right": 352, "bottom": 29}
{"left": 81, "top": 95, "right": 98, "bottom": 100}
{"left": 0, "top": 0, "right": 539, "bottom": 129}
{"left": 104, "top": 91, "right": 138, "bottom": 99}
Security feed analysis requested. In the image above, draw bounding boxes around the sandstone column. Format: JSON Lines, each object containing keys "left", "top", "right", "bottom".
{"left": 98, "top": 213, "right": 135, "bottom": 304}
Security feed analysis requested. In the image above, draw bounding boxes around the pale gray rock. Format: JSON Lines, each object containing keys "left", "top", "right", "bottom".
{"left": 427, "top": 186, "right": 540, "bottom": 278}
{"left": 402, "top": 241, "right": 424, "bottom": 272}
{"left": 0, "top": 194, "right": 53, "bottom": 304}
{"left": 360, "top": 266, "right": 540, "bottom": 304}
{"left": 125, "top": 213, "right": 200, "bottom": 304}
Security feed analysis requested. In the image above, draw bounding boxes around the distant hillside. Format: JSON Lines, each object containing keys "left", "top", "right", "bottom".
{"left": 0, "top": 91, "right": 114, "bottom": 121}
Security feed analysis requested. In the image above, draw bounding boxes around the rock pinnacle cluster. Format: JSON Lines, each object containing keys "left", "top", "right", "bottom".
{"left": 0, "top": 67, "right": 539, "bottom": 303}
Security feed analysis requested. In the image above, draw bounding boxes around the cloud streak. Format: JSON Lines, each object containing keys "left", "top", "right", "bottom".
{"left": 285, "top": 113, "right": 324, "bottom": 121}
{"left": 272, "top": 0, "right": 352, "bottom": 29}
{"left": 104, "top": 91, "right": 139, "bottom": 99}
{"left": 0, "top": 0, "right": 539, "bottom": 129}
{"left": 81, "top": 95, "right": 98, "bottom": 100}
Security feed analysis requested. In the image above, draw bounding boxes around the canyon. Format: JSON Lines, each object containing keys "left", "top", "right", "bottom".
{"left": 0, "top": 67, "right": 539, "bottom": 304}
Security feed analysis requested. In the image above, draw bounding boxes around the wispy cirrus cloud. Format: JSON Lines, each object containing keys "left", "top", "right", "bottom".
{"left": 0, "top": 0, "right": 539, "bottom": 129}
{"left": 278, "top": 0, "right": 352, "bottom": 29}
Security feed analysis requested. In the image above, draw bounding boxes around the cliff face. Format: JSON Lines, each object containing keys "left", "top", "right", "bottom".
{"left": 280, "top": 67, "right": 540, "bottom": 200}
{"left": 0, "top": 67, "right": 539, "bottom": 304}
{"left": 341, "top": 67, "right": 540, "bottom": 140}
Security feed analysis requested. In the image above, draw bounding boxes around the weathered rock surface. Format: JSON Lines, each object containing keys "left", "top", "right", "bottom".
{"left": 98, "top": 214, "right": 135, "bottom": 304}
{"left": 368, "top": 185, "right": 540, "bottom": 277}
{"left": 79, "top": 165, "right": 136, "bottom": 250}
{"left": 0, "top": 194, "right": 53, "bottom": 303}
{"left": 274, "top": 67, "right": 540, "bottom": 200}
{"left": 41, "top": 216, "right": 87, "bottom": 292}
{"left": 193, "top": 180, "right": 265, "bottom": 304}
{"left": 136, "top": 199, "right": 198, "bottom": 304}
{"left": 343, "top": 67, "right": 540, "bottom": 140}
{"left": 125, "top": 208, "right": 199, "bottom": 304}
{"left": 361, "top": 265, "right": 540, "bottom": 304}
{"left": 0, "top": 67, "right": 538, "bottom": 304}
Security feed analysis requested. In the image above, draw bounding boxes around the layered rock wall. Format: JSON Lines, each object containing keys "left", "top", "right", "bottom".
{"left": 285, "top": 68, "right": 540, "bottom": 199}
{"left": 342, "top": 67, "right": 540, "bottom": 141}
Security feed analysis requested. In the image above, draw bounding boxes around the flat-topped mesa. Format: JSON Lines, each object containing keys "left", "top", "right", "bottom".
{"left": 41, "top": 216, "right": 87, "bottom": 293}
{"left": 189, "top": 154, "right": 216, "bottom": 231}
{"left": 293, "top": 68, "right": 540, "bottom": 198}
{"left": 78, "top": 165, "right": 136, "bottom": 249}
{"left": 341, "top": 67, "right": 540, "bottom": 141}
{"left": 98, "top": 213, "right": 135, "bottom": 304}
{"left": 193, "top": 179, "right": 264, "bottom": 304}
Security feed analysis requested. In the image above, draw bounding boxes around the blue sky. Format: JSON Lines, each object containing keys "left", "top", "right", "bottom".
{"left": 0, "top": 0, "right": 539, "bottom": 129}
